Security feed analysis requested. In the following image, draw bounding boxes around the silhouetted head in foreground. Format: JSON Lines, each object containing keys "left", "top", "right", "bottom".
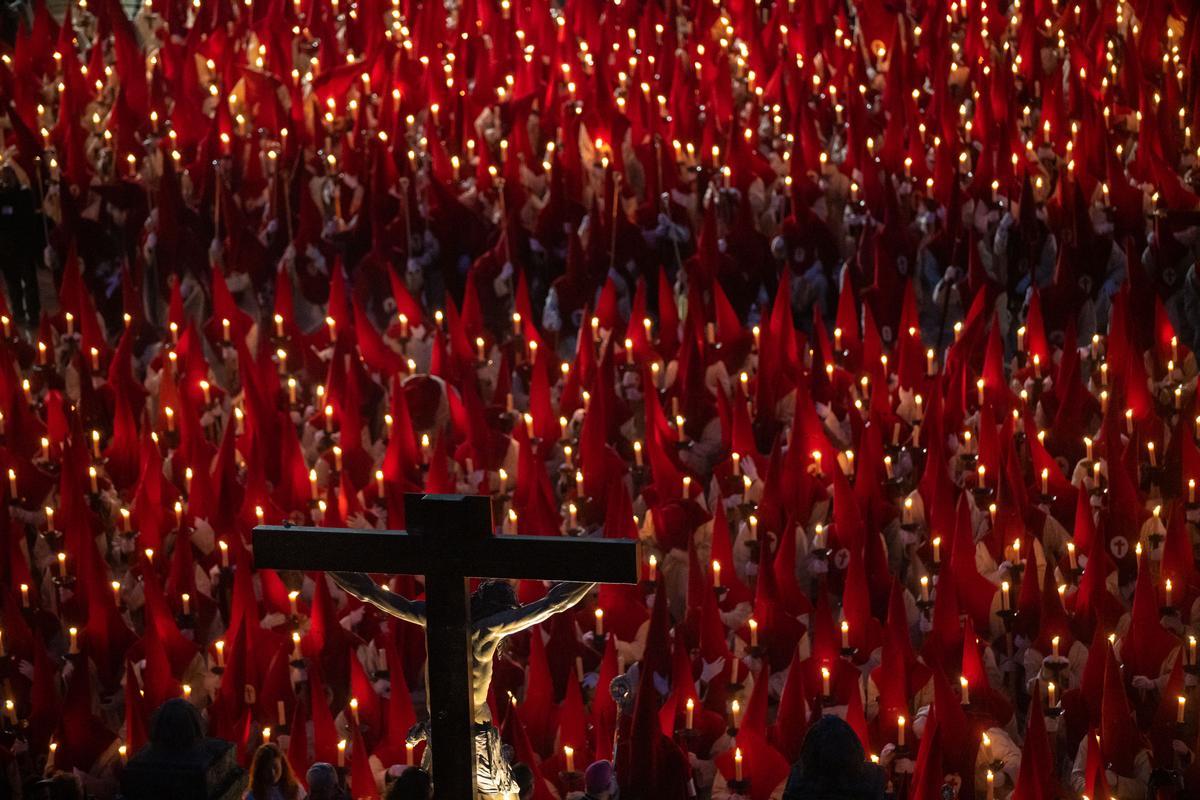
{"left": 149, "top": 698, "right": 205, "bottom": 751}
{"left": 782, "top": 715, "right": 886, "bottom": 800}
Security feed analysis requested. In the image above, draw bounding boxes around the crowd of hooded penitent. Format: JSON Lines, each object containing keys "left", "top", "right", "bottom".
{"left": 4, "top": 0, "right": 1200, "bottom": 797}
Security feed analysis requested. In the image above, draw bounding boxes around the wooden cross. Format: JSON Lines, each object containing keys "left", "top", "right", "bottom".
{"left": 252, "top": 493, "right": 640, "bottom": 797}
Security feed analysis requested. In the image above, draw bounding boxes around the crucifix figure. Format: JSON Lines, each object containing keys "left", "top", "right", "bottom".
{"left": 252, "top": 494, "right": 640, "bottom": 798}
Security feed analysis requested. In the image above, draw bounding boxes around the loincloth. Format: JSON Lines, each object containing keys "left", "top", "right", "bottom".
{"left": 473, "top": 721, "right": 516, "bottom": 798}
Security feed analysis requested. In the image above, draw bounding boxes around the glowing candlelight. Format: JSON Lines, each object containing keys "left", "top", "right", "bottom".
{"left": 1001, "top": 581, "right": 1011, "bottom": 611}
{"left": 840, "top": 620, "right": 849, "bottom": 649}
{"left": 897, "top": 715, "right": 906, "bottom": 746}
{"left": 932, "top": 537, "right": 941, "bottom": 564}
{"left": 215, "top": 640, "right": 225, "bottom": 667}
{"left": 734, "top": 747, "right": 744, "bottom": 781}
{"left": 749, "top": 618, "right": 759, "bottom": 648}
{"left": 821, "top": 666, "right": 831, "bottom": 696}
{"left": 564, "top": 745, "right": 575, "bottom": 773}
{"left": 648, "top": 554, "right": 657, "bottom": 581}
{"left": 685, "top": 697, "right": 695, "bottom": 729}
{"left": 68, "top": 626, "right": 78, "bottom": 654}
{"left": 712, "top": 560, "right": 722, "bottom": 588}
{"left": 337, "top": 739, "right": 346, "bottom": 767}
{"left": 1047, "top": 681, "right": 1056, "bottom": 707}
{"left": 730, "top": 699, "right": 742, "bottom": 729}
{"left": 594, "top": 608, "right": 604, "bottom": 636}
{"left": 960, "top": 676, "right": 970, "bottom": 705}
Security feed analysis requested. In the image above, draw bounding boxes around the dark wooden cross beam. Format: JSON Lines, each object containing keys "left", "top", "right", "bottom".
{"left": 252, "top": 493, "right": 640, "bottom": 797}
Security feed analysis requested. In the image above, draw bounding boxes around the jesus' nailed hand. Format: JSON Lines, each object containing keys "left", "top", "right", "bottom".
{"left": 331, "top": 573, "right": 595, "bottom": 724}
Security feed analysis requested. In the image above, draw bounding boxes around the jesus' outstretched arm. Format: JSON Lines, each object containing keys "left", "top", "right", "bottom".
{"left": 331, "top": 572, "right": 427, "bottom": 627}
{"left": 476, "top": 581, "right": 595, "bottom": 638}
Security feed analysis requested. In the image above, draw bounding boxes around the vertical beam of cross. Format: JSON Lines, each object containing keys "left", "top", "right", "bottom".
{"left": 422, "top": 572, "right": 476, "bottom": 797}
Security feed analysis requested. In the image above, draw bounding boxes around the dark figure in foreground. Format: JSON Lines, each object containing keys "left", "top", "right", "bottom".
{"left": 782, "top": 716, "right": 887, "bottom": 800}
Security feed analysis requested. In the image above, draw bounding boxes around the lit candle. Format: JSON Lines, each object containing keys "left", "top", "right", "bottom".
{"left": 648, "top": 554, "right": 657, "bottom": 581}
{"left": 712, "top": 560, "right": 722, "bottom": 588}
{"left": 405, "top": 742, "right": 415, "bottom": 765}
{"left": 1001, "top": 581, "right": 1011, "bottom": 611}
{"left": 215, "top": 640, "right": 225, "bottom": 667}
{"left": 119, "top": 745, "right": 127, "bottom": 764}
{"left": 594, "top": 608, "right": 604, "bottom": 637}
{"left": 181, "top": 593, "right": 191, "bottom": 615}
{"left": 897, "top": 715, "right": 906, "bottom": 746}
{"left": 1166, "top": 579, "right": 1173, "bottom": 608}
{"left": 19, "top": 584, "right": 28, "bottom": 608}
{"left": 164, "top": 406, "right": 175, "bottom": 432}
{"left": 920, "top": 576, "right": 930, "bottom": 602}
{"left": 1051, "top": 635, "right": 1060, "bottom": 659}
{"left": 219, "top": 540, "right": 229, "bottom": 568}
{"left": 349, "top": 697, "right": 359, "bottom": 725}
{"left": 685, "top": 697, "right": 695, "bottom": 729}
{"left": 337, "top": 739, "right": 346, "bottom": 767}
{"left": 68, "top": 626, "right": 78, "bottom": 654}
{"left": 292, "top": 631, "right": 302, "bottom": 660}
{"left": 1047, "top": 681, "right": 1057, "bottom": 707}
{"left": 821, "top": 666, "right": 831, "bottom": 696}
{"left": 1179, "top": 695, "right": 1187, "bottom": 724}
{"left": 960, "top": 676, "right": 970, "bottom": 705}
{"left": 730, "top": 699, "right": 742, "bottom": 729}
{"left": 734, "top": 747, "right": 744, "bottom": 781}
{"left": 749, "top": 618, "right": 759, "bottom": 648}
{"left": 932, "top": 537, "right": 941, "bottom": 564}
{"left": 1040, "top": 468, "right": 1049, "bottom": 495}
{"left": 986, "top": 770, "right": 995, "bottom": 800}
{"left": 564, "top": 745, "right": 575, "bottom": 773}
{"left": 289, "top": 590, "right": 300, "bottom": 617}
{"left": 1147, "top": 441, "right": 1157, "bottom": 467}
{"left": 57, "top": 552, "right": 67, "bottom": 578}
{"left": 1084, "top": 436, "right": 1093, "bottom": 462}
